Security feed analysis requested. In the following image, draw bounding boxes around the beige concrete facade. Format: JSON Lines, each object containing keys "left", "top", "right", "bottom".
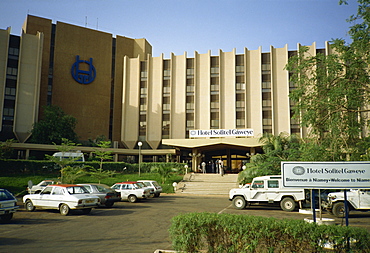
{"left": 14, "top": 31, "right": 43, "bottom": 142}
{"left": 122, "top": 43, "right": 325, "bottom": 145}
{"left": 1, "top": 15, "right": 333, "bottom": 167}
{"left": 0, "top": 26, "right": 43, "bottom": 142}
{"left": 0, "top": 27, "right": 11, "bottom": 132}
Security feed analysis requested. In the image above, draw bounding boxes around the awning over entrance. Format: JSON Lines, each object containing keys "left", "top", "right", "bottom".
{"left": 162, "top": 137, "right": 262, "bottom": 149}
{"left": 163, "top": 138, "right": 264, "bottom": 173}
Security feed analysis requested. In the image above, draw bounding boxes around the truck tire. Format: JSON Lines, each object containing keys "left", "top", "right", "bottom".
{"left": 332, "top": 202, "right": 346, "bottom": 218}
{"left": 280, "top": 197, "right": 296, "bottom": 212}
{"left": 232, "top": 196, "right": 247, "bottom": 209}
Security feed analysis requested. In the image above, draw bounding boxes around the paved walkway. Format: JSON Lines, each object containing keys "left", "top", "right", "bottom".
{"left": 175, "top": 173, "right": 239, "bottom": 195}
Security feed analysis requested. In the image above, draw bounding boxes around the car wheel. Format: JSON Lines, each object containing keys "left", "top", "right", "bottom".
{"left": 128, "top": 195, "right": 137, "bottom": 203}
{"left": 233, "top": 196, "right": 247, "bottom": 209}
{"left": 0, "top": 213, "right": 13, "bottom": 222}
{"left": 332, "top": 202, "right": 346, "bottom": 218}
{"left": 25, "top": 200, "right": 35, "bottom": 212}
{"left": 105, "top": 202, "right": 114, "bottom": 208}
{"left": 280, "top": 197, "right": 296, "bottom": 212}
{"left": 154, "top": 193, "right": 160, "bottom": 197}
{"left": 59, "top": 204, "right": 70, "bottom": 216}
{"left": 82, "top": 208, "right": 92, "bottom": 214}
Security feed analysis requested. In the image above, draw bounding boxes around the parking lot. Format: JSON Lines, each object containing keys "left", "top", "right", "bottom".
{"left": 1, "top": 194, "right": 369, "bottom": 253}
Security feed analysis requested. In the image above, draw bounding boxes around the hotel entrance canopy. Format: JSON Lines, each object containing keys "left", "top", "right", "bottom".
{"left": 162, "top": 137, "right": 262, "bottom": 149}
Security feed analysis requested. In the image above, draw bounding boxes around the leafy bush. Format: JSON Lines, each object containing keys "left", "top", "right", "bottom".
{"left": 169, "top": 212, "right": 370, "bottom": 253}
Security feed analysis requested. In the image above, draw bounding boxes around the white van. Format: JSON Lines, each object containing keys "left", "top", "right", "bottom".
{"left": 52, "top": 151, "right": 85, "bottom": 162}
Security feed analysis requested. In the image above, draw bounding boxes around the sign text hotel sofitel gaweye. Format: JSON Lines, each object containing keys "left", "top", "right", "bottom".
{"left": 282, "top": 161, "right": 370, "bottom": 189}
{"left": 189, "top": 129, "right": 254, "bottom": 138}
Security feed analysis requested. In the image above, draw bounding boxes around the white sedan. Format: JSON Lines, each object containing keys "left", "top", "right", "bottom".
{"left": 23, "top": 184, "right": 100, "bottom": 215}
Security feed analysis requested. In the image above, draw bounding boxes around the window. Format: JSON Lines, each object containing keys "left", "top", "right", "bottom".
{"left": 7, "top": 67, "right": 17, "bottom": 76}
{"left": 42, "top": 187, "right": 53, "bottom": 195}
{"left": 268, "top": 180, "right": 279, "bottom": 188}
{"left": 8, "top": 47, "right": 19, "bottom": 56}
{"left": 52, "top": 187, "right": 64, "bottom": 195}
{"left": 252, "top": 180, "right": 264, "bottom": 188}
{"left": 210, "top": 95, "right": 219, "bottom": 109}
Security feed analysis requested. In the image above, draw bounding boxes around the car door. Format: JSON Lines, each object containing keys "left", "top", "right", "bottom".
{"left": 266, "top": 180, "right": 280, "bottom": 201}
{"left": 250, "top": 180, "right": 266, "bottom": 200}
{"left": 50, "top": 187, "right": 65, "bottom": 208}
{"left": 36, "top": 186, "right": 53, "bottom": 207}
{"left": 120, "top": 184, "right": 131, "bottom": 199}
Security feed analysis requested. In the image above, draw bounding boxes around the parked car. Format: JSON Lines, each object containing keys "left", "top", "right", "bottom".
{"left": 111, "top": 182, "right": 151, "bottom": 203}
{"left": 137, "top": 180, "right": 162, "bottom": 197}
{"left": 27, "top": 180, "right": 58, "bottom": 194}
{"left": 0, "top": 189, "right": 19, "bottom": 222}
{"left": 135, "top": 182, "right": 155, "bottom": 197}
{"left": 78, "top": 183, "right": 121, "bottom": 207}
{"left": 23, "top": 184, "right": 100, "bottom": 216}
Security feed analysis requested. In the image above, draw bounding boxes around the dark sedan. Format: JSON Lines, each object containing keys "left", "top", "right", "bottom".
{"left": 78, "top": 183, "right": 121, "bottom": 207}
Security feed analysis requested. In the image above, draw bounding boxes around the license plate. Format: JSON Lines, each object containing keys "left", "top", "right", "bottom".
{"left": 85, "top": 199, "right": 94, "bottom": 203}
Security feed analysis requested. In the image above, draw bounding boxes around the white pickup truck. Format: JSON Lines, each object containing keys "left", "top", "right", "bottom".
{"left": 323, "top": 189, "right": 370, "bottom": 217}
{"left": 229, "top": 175, "right": 306, "bottom": 212}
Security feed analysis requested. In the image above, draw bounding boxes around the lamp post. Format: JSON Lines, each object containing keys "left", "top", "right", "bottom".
{"left": 138, "top": 141, "right": 142, "bottom": 177}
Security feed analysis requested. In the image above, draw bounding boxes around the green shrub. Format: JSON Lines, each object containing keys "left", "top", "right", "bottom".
{"left": 169, "top": 212, "right": 370, "bottom": 253}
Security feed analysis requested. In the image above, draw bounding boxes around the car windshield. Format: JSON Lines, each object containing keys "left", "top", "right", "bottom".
{"left": 133, "top": 183, "right": 142, "bottom": 188}
{"left": 95, "top": 185, "right": 112, "bottom": 193}
{"left": 0, "top": 190, "right": 14, "bottom": 201}
{"left": 136, "top": 182, "right": 146, "bottom": 188}
{"left": 66, "top": 186, "right": 90, "bottom": 194}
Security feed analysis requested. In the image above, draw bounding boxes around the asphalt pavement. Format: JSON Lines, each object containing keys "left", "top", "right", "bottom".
{"left": 0, "top": 194, "right": 369, "bottom": 253}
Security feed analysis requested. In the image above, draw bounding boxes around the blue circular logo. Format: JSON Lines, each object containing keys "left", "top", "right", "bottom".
{"left": 292, "top": 166, "right": 305, "bottom": 175}
{"left": 71, "top": 55, "right": 96, "bottom": 84}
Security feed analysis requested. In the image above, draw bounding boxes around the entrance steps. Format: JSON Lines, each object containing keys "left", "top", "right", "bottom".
{"left": 175, "top": 173, "right": 239, "bottom": 195}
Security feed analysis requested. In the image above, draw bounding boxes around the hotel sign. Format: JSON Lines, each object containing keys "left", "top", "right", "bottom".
{"left": 189, "top": 129, "right": 254, "bottom": 138}
{"left": 282, "top": 161, "right": 370, "bottom": 188}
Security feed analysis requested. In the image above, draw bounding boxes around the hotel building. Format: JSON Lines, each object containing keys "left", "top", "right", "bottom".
{"left": 0, "top": 15, "right": 333, "bottom": 171}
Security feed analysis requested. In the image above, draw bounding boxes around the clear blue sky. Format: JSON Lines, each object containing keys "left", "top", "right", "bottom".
{"left": 0, "top": 0, "right": 359, "bottom": 58}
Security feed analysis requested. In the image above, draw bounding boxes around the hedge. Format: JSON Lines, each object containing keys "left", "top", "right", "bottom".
{"left": 0, "top": 159, "right": 186, "bottom": 176}
{"left": 169, "top": 212, "right": 370, "bottom": 253}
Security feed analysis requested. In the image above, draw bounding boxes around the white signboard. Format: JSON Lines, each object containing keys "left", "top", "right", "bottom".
{"left": 282, "top": 161, "right": 370, "bottom": 188}
{"left": 189, "top": 129, "right": 254, "bottom": 138}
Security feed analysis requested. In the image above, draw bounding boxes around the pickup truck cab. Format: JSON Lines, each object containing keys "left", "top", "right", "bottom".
{"left": 229, "top": 175, "right": 306, "bottom": 212}
{"left": 324, "top": 189, "right": 370, "bottom": 217}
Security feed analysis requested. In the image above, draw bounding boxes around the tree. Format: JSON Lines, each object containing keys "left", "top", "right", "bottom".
{"left": 89, "top": 140, "right": 115, "bottom": 183}
{"left": 285, "top": 0, "right": 370, "bottom": 160}
{"left": 0, "top": 139, "right": 16, "bottom": 159}
{"left": 30, "top": 105, "right": 78, "bottom": 145}
{"left": 238, "top": 133, "right": 301, "bottom": 184}
{"left": 151, "top": 164, "right": 174, "bottom": 184}
{"left": 45, "top": 138, "right": 83, "bottom": 183}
